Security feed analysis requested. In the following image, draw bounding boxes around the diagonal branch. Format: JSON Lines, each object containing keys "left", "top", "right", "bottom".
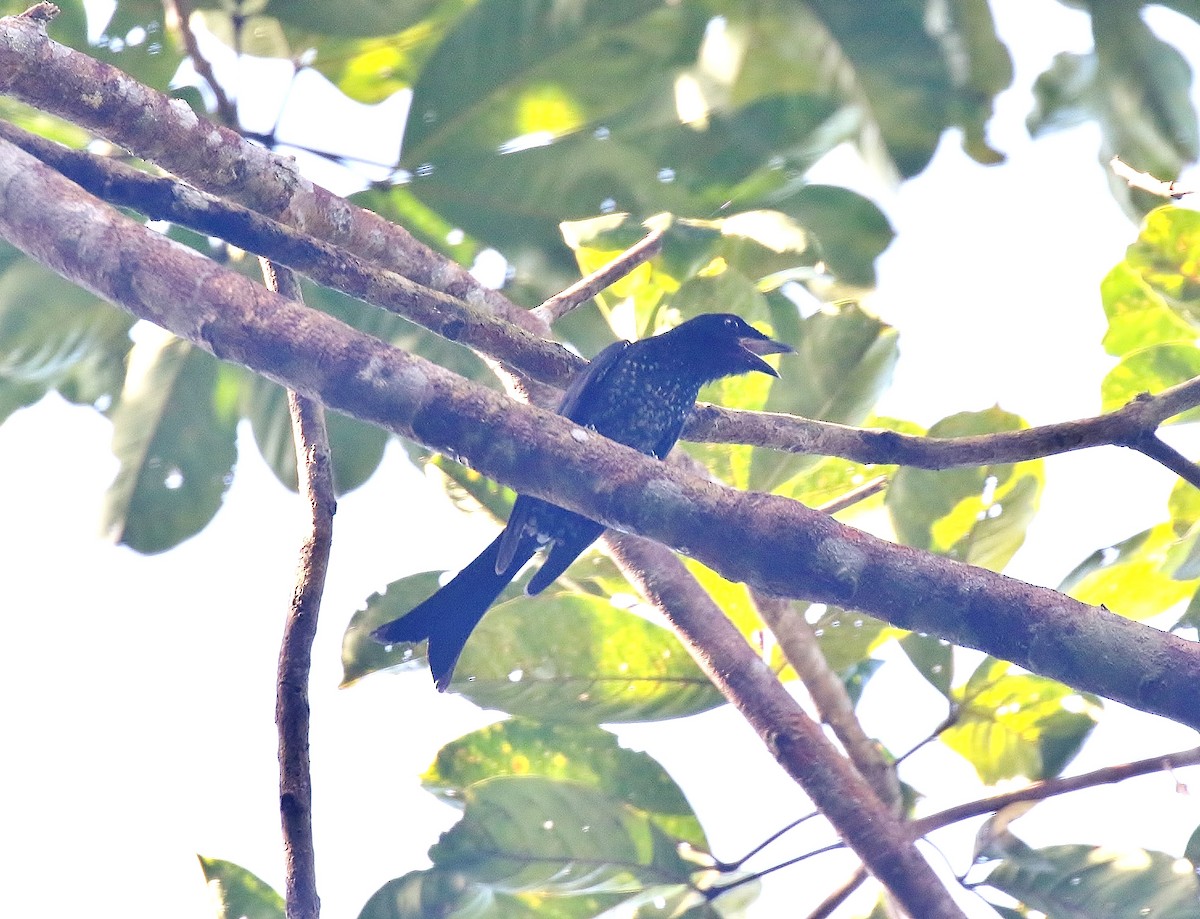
{"left": 13, "top": 120, "right": 1200, "bottom": 490}
{"left": 532, "top": 225, "right": 665, "bottom": 325}
{"left": 606, "top": 533, "right": 963, "bottom": 919}
{"left": 0, "top": 5, "right": 545, "bottom": 337}
{"left": 6, "top": 11, "right": 1200, "bottom": 484}
{"left": 3, "top": 133, "right": 1199, "bottom": 733}
{"left": 0, "top": 118, "right": 579, "bottom": 392}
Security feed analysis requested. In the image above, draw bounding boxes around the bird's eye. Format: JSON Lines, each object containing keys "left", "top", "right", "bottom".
{"left": 723, "top": 316, "right": 737, "bottom": 328}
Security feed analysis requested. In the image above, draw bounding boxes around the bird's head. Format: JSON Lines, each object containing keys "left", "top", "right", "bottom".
{"left": 663, "top": 313, "right": 794, "bottom": 379}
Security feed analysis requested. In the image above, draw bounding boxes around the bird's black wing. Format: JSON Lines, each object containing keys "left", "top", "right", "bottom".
{"left": 494, "top": 339, "right": 632, "bottom": 575}
{"left": 555, "top": 338, "right": 633, "bottom": 423}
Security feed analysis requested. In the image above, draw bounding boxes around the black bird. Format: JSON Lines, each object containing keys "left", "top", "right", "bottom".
{"left": 373, "top": 313, "right": 793, "bottom": 690}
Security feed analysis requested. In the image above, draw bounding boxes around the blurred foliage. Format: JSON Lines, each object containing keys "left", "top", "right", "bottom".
{"left": 6, "top": 0, "right": 1200, "bottom": 915}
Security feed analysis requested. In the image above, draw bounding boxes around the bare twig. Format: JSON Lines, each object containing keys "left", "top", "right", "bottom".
{"left": 1110, "top": 155, "right": 1196, "bottom": 200}
{"left": 805, "top": 865, "right": 869, "bottom": 919}
{"left": 911, "top": 745, "right": 1200, "bottom": 838}
{"left": 532, "top": 226, "right": 665, "bottom": 325}
{"left": 167, "top": 0, "right": 238, "bottom": 126}
{"left": 1133, "top": 432, "right": 1200, "bottom": 491}
{"left": 819, "top": 475, "right": 887, "bottom": 515}
{"left": 263, "top": 260, "right": 332, "bottom": 919}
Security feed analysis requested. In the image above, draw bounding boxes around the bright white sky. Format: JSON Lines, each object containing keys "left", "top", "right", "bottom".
{"left": 3, "top": 3, "right": 1200, "bottom": 918}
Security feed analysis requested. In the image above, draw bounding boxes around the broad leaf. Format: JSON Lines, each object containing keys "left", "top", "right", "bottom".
{"left": 198, "top": 856, "right": 284, "bottom": 919}
{"left": 1030, "top": 12, "right": 1198, "bottom": 218}
{"left": 899, "top": 632, "right": 954, "bottom": 699}
{"left": 982, "top": 843, "right": 1200, "bottom": 919}
{"left": 102, "top": 334, "right": 238, "bottom": 553}
{"left": 1101, "top": 342, "right": 1200, "bottom": 419}
{"left": 429, "top": 775, "right": 697, "bottom": 895}
{"left": 423, "top": 719, "right": 707, "bottom": 848}
{"left": 241, "top": 371, "right": 389, "bottom": 494}
{"left": 0, "top": 258, "right": 132, "bottom": 409}
{"left": 1100, "top": 261, "right": 1195, "bottom": 359}
{"left": 943, "top": 658, "right": 1101, "bottom": 784}
{"left": 887, "top": 408, "right": 1043, "bottom": 571}
{"left": 1060, "top": 522, "right": 1200, "bottom": 621}
{"left": 345, "top": 582, "right": 724, "bottom": 722}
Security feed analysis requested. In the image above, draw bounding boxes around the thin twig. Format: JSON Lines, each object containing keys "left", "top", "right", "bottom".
{"left": 819, "top": 475, "right": 887, "bottom": 515}
{"left": 263, "top": 260, "right": 333, "bottom": 919}
{"left": 1134, "top": 433, "right": 1200, "bottom": 491}
{"left": 1110, "top": 155, "right": 1195, "bottom": 200}
{"left": 805, "top": 865, "right": 869, "bottom": 919}
{"left": 167, "top": 0, "right": 238, "bottom": 126}
{"left": 910, "top": 745, "right": 1200, "bottom": 838}
{"left": 714, "top": 810, "right": 823, "bottom": 871}
{"left": 532, "top": 226, "right": 666, "bottom": 325}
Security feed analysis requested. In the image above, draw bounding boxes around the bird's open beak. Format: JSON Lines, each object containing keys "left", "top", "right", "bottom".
{"left": 739, "top": 335, "right": 794, "bottom": 377}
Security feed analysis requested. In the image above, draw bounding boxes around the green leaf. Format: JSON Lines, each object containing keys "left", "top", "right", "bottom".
{"left": 342, "top": 572, "right": 446, "bottom": 686}
{"left": 899, "top": 632, "right": 954, "bottom": 698}
{"left": 983, "top": 844, "right": 1200, "bottom": 919}
{"left": 1101, "top": 343, "right": 1200, "bottom": 418}
{"left": 198, "top": 856, "right": 284, "bottom": 919}
{"left": 1185, "top": 824, "right": 1200, "bottom": 868}
{"left": 345, "top": 579, "right": 724, "bottom": 722}
{"left": 262, "top": 0, "right": 461, "bottom": 39}
{"left": 1060, "top": 523, "right": 1200, "bottom": 621}
{"left": 429, "top": 775, "right": 696, "bottom": 895}
{"left": 423, "top": 719, "right": 707, "bottom": 849}
{"left": 802, "top": 0, "right": 954, "bottom": 177}
{"left": 1100, "top": 263, "right": 1196, "bottom": 360}
{"left": 784, "top": 185, "right": 894, "bottom": 287}
{"left": 1122, "top": 207, "right": 1200, "bottom": 327}
{"left": 755, "top": 303, "right": 897, "bottom": 488}
{"left": 1031, "top": 10, "right": 1198, "bottom": 218}
{"left": 812, "top": 607, "right": 891, "bottom": 674}
{"left": 102, "top": 334, "right": 238, "bottom": 554}
{"left": 887, "top": 408, "right": 1043, "bottom": 571}
{"left": 840, "top": 657, "right": 885, "bottom": 708}
{"left": 0, "top": 258, "right": 132, "bottom": 404}
{"left": 1170, "top": 480, "right": 1200, "bottom": 535}
{"left": 930, "top": 0, "right": 1014, "bottom": 164}
{"left": 943, "top": 658, "right": 1101, "bottom": 784}
{"left": 241, "top": 372, "right": 389, "bottom": 494}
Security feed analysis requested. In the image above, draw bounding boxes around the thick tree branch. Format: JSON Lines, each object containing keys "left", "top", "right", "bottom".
{"left": 0, "top": 118, "right": 579, "bottom": 392}
{"left": 0, "top": 6, "right": 544, "bottom": 337}
{"left": 15, "top": 121, "right": 1200, "bottom": 491}
{"left": 7, "top": 12, "right": 1200, "bottom": 482}
{"left": 607, "top": 534, "right": 963, "bottom": 919}
{"left": 263, "top": 261, "right": 328, "bottom": 919}
{"left": 3, "top": 136, "right": 1199, "bottom": 732}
